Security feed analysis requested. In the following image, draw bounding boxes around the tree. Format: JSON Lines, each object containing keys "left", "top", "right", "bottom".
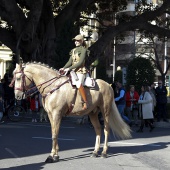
{"left": 126, "top": 57, "right": 156, "bottom": 93}
{"left": 0, "top": 0, "right": 170, "bottom": 69}
{"left": 114, "top": 70, "right": 122, "bottom": 83}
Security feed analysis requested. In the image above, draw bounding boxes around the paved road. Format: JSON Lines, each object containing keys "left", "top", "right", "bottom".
{"left": 0, "top": 118, "right": 170, "bottom": 170}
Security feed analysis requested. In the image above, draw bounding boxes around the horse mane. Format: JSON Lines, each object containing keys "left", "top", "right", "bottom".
{"left": 24, "top": 61, "right": 59, "bottom": 74}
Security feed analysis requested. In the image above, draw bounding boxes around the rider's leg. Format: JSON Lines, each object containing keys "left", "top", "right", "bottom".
{"left": 74, "top": 73, "right": 88, "bottom": 110}
{"left": 78, "top": 85, "right": 88, "bottom": 110}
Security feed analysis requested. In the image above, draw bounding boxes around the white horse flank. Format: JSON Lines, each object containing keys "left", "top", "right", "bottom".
{"left": 13, "top": 62, "right": 131, "bottom": 163}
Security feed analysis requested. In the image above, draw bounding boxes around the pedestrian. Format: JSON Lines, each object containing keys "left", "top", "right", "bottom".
{"left": 115, "top": 81, "right": 132, "bottom": 126}
{"left": 0, "top": 95, "right": 5, "bottom": 123}
{"left": 137, "top": 85, "right": 154, "bottom": 132}
{"left": 59, "top": 34, "right": 89, "bottom": 110}
{"left": 0, "top": 78, "right": 5, "bottom": 100}
{"left": 149, "top": 83, "right": 157, "bottom": 119}
{"left": 30, "top": 94, "right": 40, "bottom": 122}
{"left": 111, "top": 81, "right": 119, "bottom": 98}
{"left": 150, "top": 82, "right": 156, "bottom": 97}
{"left": 155, "top": 80, "right": 168, "bottom": 122}
{"left": 148, "top": 85, "right": 156, "bottom": 123}
{"left": 126, "top": 85, "right": 139, "bottom": 126}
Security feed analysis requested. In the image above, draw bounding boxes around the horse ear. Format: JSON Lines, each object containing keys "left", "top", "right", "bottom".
{"left": 16, "top": 63, "right": 21, "bottom": 69}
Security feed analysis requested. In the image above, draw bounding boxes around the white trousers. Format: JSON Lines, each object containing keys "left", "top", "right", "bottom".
{"left": 71, "top": 72, "right": 85, "bottom": 88}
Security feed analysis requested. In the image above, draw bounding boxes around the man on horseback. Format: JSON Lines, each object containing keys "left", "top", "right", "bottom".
{"left": 59, "top": 34, "right": 89, "bottom": 110}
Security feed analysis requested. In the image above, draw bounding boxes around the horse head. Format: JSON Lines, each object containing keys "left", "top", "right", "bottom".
{"left": 13, "top": 64, "right": 33, "bottom": 100}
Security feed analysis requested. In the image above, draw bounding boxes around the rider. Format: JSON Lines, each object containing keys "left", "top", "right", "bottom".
{"left": 59, "top": 34, "right": 89, "bottom": 110}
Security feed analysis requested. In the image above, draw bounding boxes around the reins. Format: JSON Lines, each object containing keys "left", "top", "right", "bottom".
{"left": 42, "top": 77, "right": 70, "bottom": 99}
{"left": 12, "top": 67, "right": 70, "bottom": 99}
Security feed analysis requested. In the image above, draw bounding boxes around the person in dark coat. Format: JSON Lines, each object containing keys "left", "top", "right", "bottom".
{"left": 0, "top": 95, "right": 4, "bottom": 123}
{"left": 155, "top": 80, "right": 168, "bottom": 122}
{"left": 115, "top": 81, "right": 132, "bottom": 127}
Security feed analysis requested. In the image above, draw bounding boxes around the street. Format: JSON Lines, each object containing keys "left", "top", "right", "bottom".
{"left": 0, "top": 117, "right": 170, "bottom": 170}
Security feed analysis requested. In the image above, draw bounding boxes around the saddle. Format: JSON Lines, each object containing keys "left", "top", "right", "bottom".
{"left": 69, "top": 71, "right": 96, "bottom": 88}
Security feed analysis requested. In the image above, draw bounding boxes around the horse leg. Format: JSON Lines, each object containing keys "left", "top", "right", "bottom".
{"left": 89, "top": 112, "right": 101, "bottom": 158}
{"left": 101, "top": 111, "right": 110, "bottom": 158}
{"left": 45, "top": 114, "right": 61, "bottom": 163}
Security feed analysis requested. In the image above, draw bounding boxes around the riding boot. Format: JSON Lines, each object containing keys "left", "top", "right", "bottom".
{"left": 78, "top": 85, "right": 88, "bottom": 110}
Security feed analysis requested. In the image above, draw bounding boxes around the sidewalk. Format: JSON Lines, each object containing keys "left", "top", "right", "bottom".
{"left": 63, "top": 115, "right": 170, "bottom": 128}
{"left": 3, "top": 109, "right": 170, "bottom": 128}
{"left": 154, "top": 120, "right": 170, "bottom": 128}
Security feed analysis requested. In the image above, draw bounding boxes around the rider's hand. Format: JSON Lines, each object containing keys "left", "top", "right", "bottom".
{"left": 64, "top": 68, "right": 70, "bottom": 72}
{"left": 59, "top": 68, "right": 64, "bottom": 74}
{"left": 59, "top": 68, "right": 64, "bottom": 72}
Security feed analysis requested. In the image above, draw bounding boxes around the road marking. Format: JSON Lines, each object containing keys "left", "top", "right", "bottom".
{"left": 5, "top": 148, "right": 21, "bottom": 160}
{"left": 32, "top": 137, "right": 75, "bottom": 141}
{"left": 108, "top": 141, "right": 161, "bottom": 147}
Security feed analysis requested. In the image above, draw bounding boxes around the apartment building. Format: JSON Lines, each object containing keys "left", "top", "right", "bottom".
{"left": 106, "top": 0, "right": 170, "bottom": 86}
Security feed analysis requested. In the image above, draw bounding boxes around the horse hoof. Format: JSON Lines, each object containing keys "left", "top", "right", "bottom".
{"left": 45, "top": 155, "right": 59, "bottom": 163}
{"left": 101, "top": 153, "right": 107, "bottom": 158}
{"left": 91, "top": 152, "right": 98, "bottom": 158}
{"left": 53, "top": 155, "right": 60, "bottom": 162}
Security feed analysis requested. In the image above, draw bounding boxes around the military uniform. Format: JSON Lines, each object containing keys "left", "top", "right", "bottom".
{"left": 64, "top": 46, "right": 88, "bottom": 88}
{"left": 61, "top": 34, "right": 89, "bottom": 110}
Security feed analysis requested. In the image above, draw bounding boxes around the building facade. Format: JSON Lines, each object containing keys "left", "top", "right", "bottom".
{"left": 106, "top": 0, "right": 170, "bottom": 88}
{"left": 0, "top": 44, "right": 12, "bottom": 79}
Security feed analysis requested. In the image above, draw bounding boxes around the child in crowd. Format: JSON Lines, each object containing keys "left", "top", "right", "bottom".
{"left": 30, "top": 94, "right": 40, "bottom": 122}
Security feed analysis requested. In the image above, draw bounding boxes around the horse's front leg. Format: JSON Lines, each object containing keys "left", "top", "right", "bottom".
{"left": 45, "top": 114, "right": 61, "bottom": 163}
{"left": 89, "top": 112, "right": 101, "bottom": 158}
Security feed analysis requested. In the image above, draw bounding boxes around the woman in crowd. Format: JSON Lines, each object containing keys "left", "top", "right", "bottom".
{"left": 126, "top": 85, "right": 139, "bottom": 126}
{"left": 137, "top": 85, "right": 154, "bottom": 132}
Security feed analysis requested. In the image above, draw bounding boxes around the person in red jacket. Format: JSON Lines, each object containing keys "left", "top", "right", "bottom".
{"left": 126, "top": 85, "right": 139, "bottom": 126}
{"left": 30, "top": 93, "right": 40, "bottom": 122}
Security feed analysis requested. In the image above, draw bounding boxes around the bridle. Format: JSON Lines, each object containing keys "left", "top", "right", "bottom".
{"left": 10, "top": 67, "right": 70, "bottom": 99}
{"left": 10, "top": 67, "right": 32, "bottom": 93}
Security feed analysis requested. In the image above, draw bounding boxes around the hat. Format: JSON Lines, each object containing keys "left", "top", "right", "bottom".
{"left": 72, "top": 34, "right": 84, "bottom": 41}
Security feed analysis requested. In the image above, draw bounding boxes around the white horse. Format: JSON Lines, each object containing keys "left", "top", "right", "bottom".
{"left": 12, "top": 62, "right": 131, "bottom": 163}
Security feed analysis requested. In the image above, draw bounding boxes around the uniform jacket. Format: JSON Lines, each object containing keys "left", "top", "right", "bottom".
{"left": 126, "top": 91, "right": 139, "bottom": 107}
{"left": 64, "top": 46, "right": 88, "bottom": 74}
{"left": 138, "top": 91, "right": 153, "bottom": 119}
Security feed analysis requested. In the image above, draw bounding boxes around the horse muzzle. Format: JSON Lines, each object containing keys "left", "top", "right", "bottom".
{"left": 15, "top": 92, "right": 26, "bottom": 100}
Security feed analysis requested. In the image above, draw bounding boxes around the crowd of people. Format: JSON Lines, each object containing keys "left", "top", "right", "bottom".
{"left": 112, "top": 80, "right": 169, "bottom": 133}
{"left": 0, "top": 72, "right": 48, "bottom": 123}
{"left": 29, "top": 93, "right": 48, "bottom": 123}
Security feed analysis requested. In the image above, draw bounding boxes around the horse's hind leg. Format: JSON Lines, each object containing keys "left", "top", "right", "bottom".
{"left": 89, "top": 111, "right": 101, "bottom": 158}
{"left": 101, "top": 110, "right": 110, "bottom": 158}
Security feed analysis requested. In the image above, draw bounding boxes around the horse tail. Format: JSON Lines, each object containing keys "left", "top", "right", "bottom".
{"left": 109, "top": 100, "right": 132, "bottom": 139}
